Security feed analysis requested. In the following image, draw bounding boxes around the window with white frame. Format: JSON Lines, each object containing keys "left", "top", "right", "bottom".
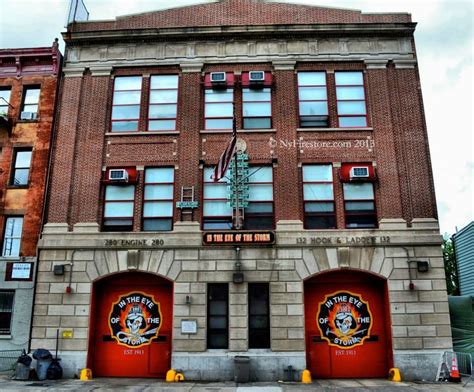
{"left": 143, "top": 167, "right": 174, "bottom": 231}
{"left": 343, "top": 183, "right": 377, "bottom": 228}
{"left": 2, "top": 217, "right": 23, "bottom": 257}
{"left": 297, "top": 72, "right": 329, "bottom": 127}
{"left": 103, "top": 185, "right": 135, "bottom": 231}
{"left": 302, "top": 165, "right": 336, "bottom": 229}
{"left": 335, "top": 71, "right": 368, "bottom": 127}
{"left": 111, "top": 76, "right": 142, "bottom": 132}
{"left": 202, "top": 166, "right": 274, "bottom": 230}
{"left": 148, "top": 75, "right": 179, "bottom": 131}
{"left": 245, "top": 166, "right": 274, "bottom": 229}
{"left": 242, "top": 88, "right": 271, "bottom": 129}
{"left": 0, "top": 291, "right": 14, "bottom": 335}
{"left": 10, "top": 148, "right": 32, "bottom": 186}
{"left": 0, "top": 88, "right": 11, "bottom": 116}
{"left": 204, "top": 89, "right": 234, "bottom": 130}
{"left": 20, "top": 86, "right": 40, "bottom": 118}
{"left": 203, "top": 167, "right": 233, "bottom": 229}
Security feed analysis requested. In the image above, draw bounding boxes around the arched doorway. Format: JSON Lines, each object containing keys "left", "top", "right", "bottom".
{"left": 304, "top": 269, "right": 393, "bottom": 378}
{"left": 88, "top": 271, "right": 173, "bottom": 378}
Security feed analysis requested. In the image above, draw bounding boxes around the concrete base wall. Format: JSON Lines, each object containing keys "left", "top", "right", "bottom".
{"left": 393, "top": 350, "right": 444, "bottom": 381}
{"left": 172, "top": 351, "right": 306, "bottom": 381}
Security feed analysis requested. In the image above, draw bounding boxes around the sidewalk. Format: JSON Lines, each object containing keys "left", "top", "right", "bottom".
{"left": 0, "top": 376, "right": 472, "bottom": 392}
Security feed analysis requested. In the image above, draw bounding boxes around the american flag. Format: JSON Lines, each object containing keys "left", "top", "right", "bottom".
{"left": 212, "top": 135, "right": 237, "bottom": 181}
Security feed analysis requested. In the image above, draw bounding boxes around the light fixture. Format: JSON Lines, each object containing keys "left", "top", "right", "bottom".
{"left": 416, "top": 260, "right": 430, "bottom": 273}
{"left": 185, "top": 295, "right": 192, "bottom": 305}
{"left": 53, "top": 264, "right": 65, "bottom": 276}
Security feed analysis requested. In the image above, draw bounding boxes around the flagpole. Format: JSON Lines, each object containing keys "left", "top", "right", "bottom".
{"left": 232, "top": 98, "right": 241, "bottom": 230}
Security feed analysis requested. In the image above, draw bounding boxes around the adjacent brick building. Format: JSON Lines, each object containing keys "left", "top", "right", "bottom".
{"left": 0, "top": 41, "right": 61, "bottom": 350}
{"left": 31, "top": 0, "right": 450, "bottom": 381}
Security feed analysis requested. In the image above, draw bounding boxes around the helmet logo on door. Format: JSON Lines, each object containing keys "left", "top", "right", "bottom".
{"left": 317, "top": 291, "right": 372, "bottom": 348}
{"left": 109, "top": 291, "right": 162, "bottom": 348}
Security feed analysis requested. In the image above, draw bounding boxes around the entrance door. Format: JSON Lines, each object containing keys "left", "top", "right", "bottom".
{"left": 89, "top": 272, "right": 172, "bottom": 378}
{"left": 304, "top": 270, "right": 392, "bottom": 378}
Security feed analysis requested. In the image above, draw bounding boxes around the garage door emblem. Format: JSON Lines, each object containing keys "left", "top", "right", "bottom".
{"left": 317, "top": 291, "right": 372, "bottom": 348}
{"left": 109, "top": 291, "right": 162, "bottom": 348}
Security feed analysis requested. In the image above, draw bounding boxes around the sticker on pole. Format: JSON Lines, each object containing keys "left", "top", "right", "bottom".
{"left": 317, "top": 291, "right": 372, "bottom": 348}
{"left": 109, "top": 291, "right": 162, "bottom": 348}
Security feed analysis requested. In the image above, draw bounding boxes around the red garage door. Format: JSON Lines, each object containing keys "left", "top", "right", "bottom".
{"left": 88, "top": 272, "right": 172, "bottom": 378}
{"left": 304, "top": 270, "right": 392, "bottom": 378}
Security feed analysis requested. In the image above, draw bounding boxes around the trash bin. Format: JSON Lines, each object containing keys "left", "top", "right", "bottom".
{"left": 15, "top": 350, "right": 32, "bottom": 380}
{"left": 32, "top": 349, "right": 52, "bottom": 381}
{"left": 234, "top": 356, "right": 250, "bottom": 383}
{"left": 15, "top": 363, "right": 30, "bottom": 380}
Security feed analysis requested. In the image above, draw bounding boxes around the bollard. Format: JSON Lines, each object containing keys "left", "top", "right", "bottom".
{"left": 388, "top": 367, "right": 401, "bottom": 382}
{"left": 301, "top": 369, "right": 312, "bottom": 383}
{"left": 166, "top": 369, "right": 176, "bottom": 382}
{"left": 80, "top": 368, "right": 92, "bottom": 381}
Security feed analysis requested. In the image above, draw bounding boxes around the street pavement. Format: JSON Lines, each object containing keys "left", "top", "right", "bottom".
{"left": 0, "top": 377, "right": 473, "bottom": 392}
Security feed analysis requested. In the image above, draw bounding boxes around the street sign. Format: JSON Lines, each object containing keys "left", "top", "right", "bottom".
{"left": 176, "top": 201, "right": 199, "bottom": 209}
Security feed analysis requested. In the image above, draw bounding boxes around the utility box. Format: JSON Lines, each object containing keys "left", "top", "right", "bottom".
{"left": 234, "top": 356, "right": 250, "bottom": 383}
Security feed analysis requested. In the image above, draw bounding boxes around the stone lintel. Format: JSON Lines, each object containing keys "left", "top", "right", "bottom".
{"left": 73, "top": 223, "right": 100, "bottom": 233}
{"left": 63, "top": 67, "right": 85, "bottom": 78}
{"left": 379, "top": 218, "right": 408, "bottom": 230}
{"left": 365, "top": 59, "right": 388, "bottom": 69}
{"left": 393, "top": 59, "right": 417, "bottom": 69}
{"left": 89, "top": 66, "right": 113, "bottom": 76}
{"left": 42, "top": 223, "right": 70, "bottom": 234}
{"left": 272, "top": 60, "right": 296, "bottom": 70}
{"left": 180, "top": 63, "right": 203, "bottom": 73}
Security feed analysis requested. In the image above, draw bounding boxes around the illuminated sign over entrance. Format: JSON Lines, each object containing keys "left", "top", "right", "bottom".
{"left": 317, "top": 291, "right": 372, "bottom": 348}
{"left": 109, "top": 291, "right": 162, "bottom": 348}
{"left": 203, "top": 231, "right": 275, "bottom": 245}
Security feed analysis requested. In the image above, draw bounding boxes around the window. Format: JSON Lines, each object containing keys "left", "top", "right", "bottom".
{"left": 202, "top": 166, "right": 274, "bottom": 230}
{"left": 148, "top": 75, "right": 179, "bottom": 131}
{"left": 245, "top": 167, "right": 274, "bottom": 230}
{"left": 2, "top": 217, "right": 23, "bottom": 257}
{"left": 335, "top": 71, "right": 367, "bottom": 127}
{"left": 0, "top": 291, "right": 14, "bottom": 335}
{"left": 204, "top": 89, "right": 234, "bottom": 130}
{"left": 10, "top": 148, "right": 32, "bottom": 186}
{"left": 111, "top": 76, "right": 142, "bottom": 132}
{"left": 0, "top": 88, "right": 11, "bottom": 116}
{"left": 297, "top": 72, "right": 329, "bottom": 127}
{"left": 303, "top": 165, "right": 336, "bottom": 229}
{"left": 343, "top": 183, "right": 377, "bottom": 228}
{"left": 242, "top": 88, "right": 271, "bottom": 129}
{"left": 207, "top": 283, "right": 228, "bottom": 349}
{"left": 20, "top": 86, "right": 40, "bottom": 118}
{"left": 143, "top": 168, "right": 174, "bottom": 231}
{"left": 249, "top": 283, "right": 270, "bottom": 348}
{"left": 103, "top": 185, "right": 135, "bottom": 231}
{"left": 203, "top": 167, "right": 233, "bottom": 229}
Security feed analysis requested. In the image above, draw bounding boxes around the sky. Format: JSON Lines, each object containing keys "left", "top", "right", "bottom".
{"left": 0, "top": 0, "right": 472, "bottom": 236}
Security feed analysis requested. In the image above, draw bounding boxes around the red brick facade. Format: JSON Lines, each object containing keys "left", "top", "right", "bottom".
{"left": 47, "top": 0, "right": 436, "bottom": 230}
{"left": 0, "top": 42, "right": 61, "bottom": 256}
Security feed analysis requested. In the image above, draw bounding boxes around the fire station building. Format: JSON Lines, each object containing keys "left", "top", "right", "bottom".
{"left": 0, "top": 42, "right": 61, "bottom": 351}
{"left": 31, "top": 0, "right": 451, "bottom": 381}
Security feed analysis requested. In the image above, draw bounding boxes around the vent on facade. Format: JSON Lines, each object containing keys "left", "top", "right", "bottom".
{"left": 20, "top": 111, "right": 37, "bottom": 121}
{"left": 210, "top": 72, "right": 226, "bottom": 87}
{"left": 108, "top": 169, "right": 129, "bottom": 182}
{"left": 350, "top": 166, "right": 369, "bottom": 179}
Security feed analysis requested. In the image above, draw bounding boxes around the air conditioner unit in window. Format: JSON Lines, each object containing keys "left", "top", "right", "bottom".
{"left": 350, "top": 166, "right": 370, "bottom": 179}
{"left": 20, "top": 111, "right": 37, "bottom": 120}
{"left": 249, "top": 71, "right": 265, "bottom": 82}
{"left": 210, "top": 72, "right": 227, "bottom": 85}
{"left": 108, "top": 169, "right": 129, "bottom": 182}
